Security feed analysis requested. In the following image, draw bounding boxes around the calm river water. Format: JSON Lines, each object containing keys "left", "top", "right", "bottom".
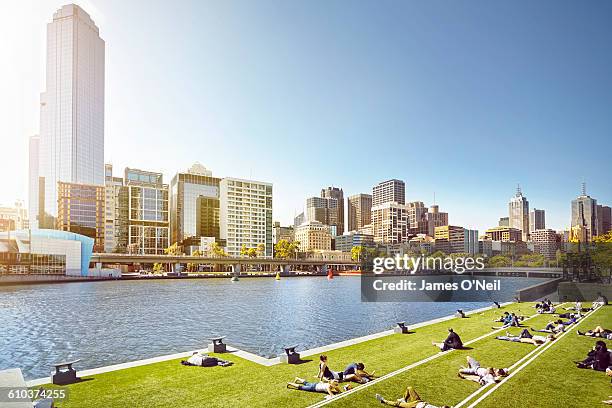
{"left": 0, "top": 276, "right": 542, "bottom": 379}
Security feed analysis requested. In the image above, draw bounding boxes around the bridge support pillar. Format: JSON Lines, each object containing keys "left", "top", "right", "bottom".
{"left": 283, "top": 265, "right": 290, "bottom": 273}
{"left": 321, "top": 264, "right": 328, "bottom": 274}
{"left": 232, "top": 264, "right": 241, "bottom": 274}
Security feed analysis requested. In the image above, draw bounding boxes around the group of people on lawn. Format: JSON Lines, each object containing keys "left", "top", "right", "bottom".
{"left": 284, "top": 297, "right": 609, "bottom": 406}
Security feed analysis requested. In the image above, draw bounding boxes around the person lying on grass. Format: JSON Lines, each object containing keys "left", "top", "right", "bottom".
{"left": 575, "top": 340, "right": 610, "bottom": 371}
{"left": 564, "top": 300, "right": 592, "bottom": 313}
{"left": 375, "top": 386, "right": 450, "bottom": 408}
{"left": 180, "top": 352, "right": 233, "bottom": 367}
{"left": 342, "top": 362, "right": 376, "bottom": 383}
{"left": 491, "top": 313, "right": 521, "bottom": 329}
{"left": 531, "top": 320, "right": 567, "bottom": 334}
{"left": 432, "top": 328, "right": 463, "bottom": 351}
{"left": 287, "top": 377, "right": 342, "bottom": 397}
{"left": 577, "top": 326, "right": 612, "bottom": 340}
{"left": 457, "top": 356, "right": 508, "bottom": 386}
{"left": 537, "top": 305, "right": 556, "bottom": 314}
{"left": 495, "top": 328, "right": 560, "bottom": 345}
{"left": 556, "top": 312, "right": 583, "bottom": 321}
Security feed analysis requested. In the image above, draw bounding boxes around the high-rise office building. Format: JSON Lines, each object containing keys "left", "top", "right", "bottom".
{"left": 306, "top": 196, "right": 339, "bottom": 236}
{"left": 530, "top": 229, "right": 558, "bottom": 260}
{"left": 529, "top": 209, "right": 546, "bottom": 233}
{"left": 406, "top": 201, "right": 429, "bottom": 235}
{"left": 426, "top": 205, "right": 449, "bottom": 237}
{"left": 321, "top": 187, "right": 344, "bottom": 235}
{"left": 125, "top": 168, "right": 169, "bottom": 255}
{"left": 170, "top": 164, "right": 220, "bottom": 245}
{"left": 196, "top": 196, "right": 221, "bottom": 243}
{"left": 434, "top": 226, "right": 478, "bottom": 254}
{"left": 56, "top": 181, "right": 105, "bottom": 252}
{"left": 596, "top": 205, "right": 611, "bottom": 236}
{"left": 103, "top": 164, "right": 128, "bottom": 253}
{"left": 219, "top": 178, "right": 273, "bottom": 257}
{"left": 347, "top": 193, "right": 372, "bottom": 232}
{"left": 571, "top": 185, "right": 598, "bottom": 242}
{"left": 372, "top": 179, "right": 405, "bottom": 207}
{"left": 371, "top": 202, "right": 408, "bottom": 244}
{"left": 28, "top": 135, "right": 40, "bottom": 229}
{"left": 509, "top": 186, "right": 529, "bottom": 241}
{"left": 498, "top": 217, "right": 509, "bottom": 227}
{"left": 35, "top": 5, "right": 105, "bottom": 226}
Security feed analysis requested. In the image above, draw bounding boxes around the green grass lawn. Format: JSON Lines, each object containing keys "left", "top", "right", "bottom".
{"left": 476, "top": 304, "right": 612, "bottom": 408}
{"left": 37, "top": 303, "right": 532, "bottom": 408}
{"left": 323, "top": 305, "right": 593, "bottom": 408}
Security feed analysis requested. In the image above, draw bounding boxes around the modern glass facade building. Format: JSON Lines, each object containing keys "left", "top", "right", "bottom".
{"left": 56, "top": 182, "right": 105, "bottom": 252}
{"left": 125, "top": 168, "right": 169, "bottom": 255}
{"left": 34, "top": 5, "right": 105, "bottom": 227}
{"left": 0, "top": 229, "right": 93, "bottom": 276}
{"left": 571, "top": 193, "right": 598, "bottom": 242}
{"left": 170, "top": 164, "right": 220, "bottom": 245}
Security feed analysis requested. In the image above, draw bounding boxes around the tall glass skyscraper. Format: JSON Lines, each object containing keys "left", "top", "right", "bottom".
{"left": 33, "top": 4, "right": 105, "bottom": 227}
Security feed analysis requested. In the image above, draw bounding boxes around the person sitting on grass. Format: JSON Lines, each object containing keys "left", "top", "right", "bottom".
{"left": 455, "top": 309, "right": 466, "bottom": 318}
{"left": 577, "top": 326, "right": 612, "bottom": 340}
{"left": 318, "top": 355, "right": 344, "bottom": 381}
{"left": 457, "top": 356, "right": 508, "bottom": 386}
{"left": 375, "top": 386, "right": 450, "bottom": 408}
{"left": 495, "top": 328, "right": 559, "bottom": 345}
{"left": 342, "top": 362, "right": 376, "bottom": 383}
{"left": 492, "top": 313, "right": 520, "bottom": 329}
{"left": 287, "top": 377, "right": 342, "bottom": 397}
{"left": 575, "top": 340, "right": 611, "bottom": 371}
{"left": 493, "top": 311, "right": 510, "bottom": 323}
{"left": 433, "top": 328, "right": 463, "bottom": 351}
{"left": 180, "top": 352, "right": 233, "bottom": 367}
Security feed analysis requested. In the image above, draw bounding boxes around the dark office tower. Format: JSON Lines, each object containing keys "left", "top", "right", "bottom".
{"left": 570, "top": 183, "right": 598, "bottom": 242}
{"left": 321, "top": 187, "right": 344, "bottom": 235}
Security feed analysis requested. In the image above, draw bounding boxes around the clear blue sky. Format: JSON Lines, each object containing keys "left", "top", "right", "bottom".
{"left": 3, "top": 0, "right": 611, "bottom": 233}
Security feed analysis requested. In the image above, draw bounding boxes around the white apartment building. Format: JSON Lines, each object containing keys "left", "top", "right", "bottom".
{"left": 219, "top": 178, "right": 273, "bottom": 257}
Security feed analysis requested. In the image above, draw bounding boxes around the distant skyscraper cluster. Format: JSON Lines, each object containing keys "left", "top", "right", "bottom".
{"left": 13, "top": 4, "right": 611, "bottom": 263}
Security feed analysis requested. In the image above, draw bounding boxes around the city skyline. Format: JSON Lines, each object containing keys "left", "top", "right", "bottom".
{"left": 2, "top": 0, "right": 612, "bottom": 235}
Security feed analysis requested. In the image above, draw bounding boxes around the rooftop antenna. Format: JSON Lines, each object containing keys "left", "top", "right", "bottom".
{"left": 516, "top": 184, "right": 521, "bottom": 196}
{"left": 433, "top": 191, "right": 436, "bottom": 206}
{"left": 581, "top": 181, "right": 586, "bottom": 196}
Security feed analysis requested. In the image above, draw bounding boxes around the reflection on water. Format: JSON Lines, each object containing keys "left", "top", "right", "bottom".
{"left": 0, "top": 276, "right": 541, "bottom": 379}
